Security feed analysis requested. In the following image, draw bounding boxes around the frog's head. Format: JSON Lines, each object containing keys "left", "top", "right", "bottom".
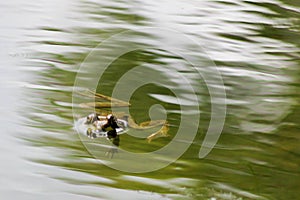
{"left": 107, "top": 114, "right": 117, "bottom": 124}
{"left": 85, "top": 113, "right": 99, "bottom": 124}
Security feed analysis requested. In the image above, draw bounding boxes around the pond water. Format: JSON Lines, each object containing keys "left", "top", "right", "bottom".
{"left": 1, "top": 0, "right": 300, "bottom": 199}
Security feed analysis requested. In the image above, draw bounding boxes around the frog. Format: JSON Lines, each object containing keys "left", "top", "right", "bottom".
{"left": 78, "top": 90, "right": 170, "bottom": 143}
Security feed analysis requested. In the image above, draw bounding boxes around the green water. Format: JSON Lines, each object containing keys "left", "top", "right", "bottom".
{"left": 1, "top": 0, "right": 300, "bottom": 199}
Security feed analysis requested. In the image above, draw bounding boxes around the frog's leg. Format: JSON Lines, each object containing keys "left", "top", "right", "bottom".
{"left": 127, "top": 116, "right": 166, "bottom": 130}
{"left": 77, "top": 89, "right": 125, "bottom": 103}
{"left": 79, "top": 90, "right": 131, "bottom": 109}
{"left": 82, "top": 101, "right": 129, "bottom": 109}
{"left": 147, "top": 123, "right": 170, "bottom": 143}
{"left": 81, "top": 91, "right": 167, "bottom": 128}
{"left": 126, "top": 115, "right": 170, "bottom": 142}
{"left": 87, "top": 90, "right": 130, "bottom": 105}
{"left": 79, "top": 90, "right": 170, "bottom": 141}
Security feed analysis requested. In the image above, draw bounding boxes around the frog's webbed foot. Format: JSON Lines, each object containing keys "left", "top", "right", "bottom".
{"left": 147, "top": 123, "right": 170, "bottom": 143}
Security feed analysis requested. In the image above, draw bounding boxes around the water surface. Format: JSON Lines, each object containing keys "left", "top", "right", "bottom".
{"left": 1, "top": 0, "right": 300, "bottom": 199}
